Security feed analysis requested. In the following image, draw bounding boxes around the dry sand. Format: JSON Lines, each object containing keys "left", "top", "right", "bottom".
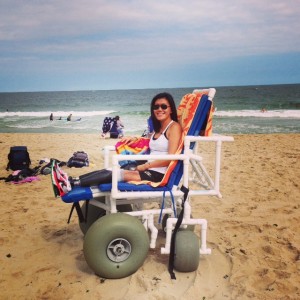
{"left": 0, "top": 133, "right": 299, "bottom": 300}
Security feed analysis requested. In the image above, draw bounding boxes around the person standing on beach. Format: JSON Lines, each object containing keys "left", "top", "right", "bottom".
{"left": 67, "top": 114, "right": 72, "bottom": 121}
{"left": 50, "top": 113, "right": 53, "bottom": 121}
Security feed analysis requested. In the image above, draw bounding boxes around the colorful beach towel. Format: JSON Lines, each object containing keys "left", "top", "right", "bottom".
{"left": 0, "top": 167, "right": 40, "bottom": 184}
{"left": 51, "top": 161, "right": 72, "bottom": 197}
{"left": 115, "top": 137, "right": 150, "bottom": 167}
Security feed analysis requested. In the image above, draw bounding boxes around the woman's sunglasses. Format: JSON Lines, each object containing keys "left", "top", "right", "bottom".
{"left": 153, "top": 104, "right": 170, "bottom": 110}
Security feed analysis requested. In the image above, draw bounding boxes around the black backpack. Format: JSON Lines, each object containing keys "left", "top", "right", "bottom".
{"left": 67, "top": 151, "right": 89, "bottom": 168}
{"left": 6, "top": 146, "right": 31, "bottom": 171}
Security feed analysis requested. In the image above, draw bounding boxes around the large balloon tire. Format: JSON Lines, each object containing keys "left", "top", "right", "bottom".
{"left": 79, "top": 199, "right": 132, "bottom": 235}
{"left": 174, "top": 231, "right": 200, "bottom": 272}
{"left": 83, "top": 213, "right": 149, "bottom": 279}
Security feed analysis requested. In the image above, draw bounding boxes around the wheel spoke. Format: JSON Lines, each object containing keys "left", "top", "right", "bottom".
{"left": 107, "top": 238, "right": 131, "bottom": 262}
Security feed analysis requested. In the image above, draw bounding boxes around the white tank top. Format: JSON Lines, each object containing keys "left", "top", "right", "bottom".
{"left": 148, "top": 120, "right": 174, "bottom": 174}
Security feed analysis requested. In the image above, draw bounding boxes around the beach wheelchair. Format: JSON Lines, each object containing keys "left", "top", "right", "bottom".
{"left": 51, "top": 88, "right": 234, "bottom": 279}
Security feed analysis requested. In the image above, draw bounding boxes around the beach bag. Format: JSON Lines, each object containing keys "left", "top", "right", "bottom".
{"left": 6, "top": 146, "right": 31, "bottom": 171}
{"left": 67, "top": 151, "right": 89, "bottom": 168}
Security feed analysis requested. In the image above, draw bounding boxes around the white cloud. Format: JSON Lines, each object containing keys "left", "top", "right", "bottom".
{"left": 0, "top": 0, "right": 300, "bottom": 90}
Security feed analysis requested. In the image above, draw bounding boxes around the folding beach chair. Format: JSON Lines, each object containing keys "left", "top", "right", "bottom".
{"left": 51, "top": 88, "right": 234, "bottom": 279}
{"left": 142, "top": 116, "right": 154, "bottom": 137}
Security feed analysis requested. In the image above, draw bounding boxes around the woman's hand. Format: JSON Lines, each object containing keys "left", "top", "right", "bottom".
{"left": 120, "top": 136, "right": 139, "bottom": 145}
{"left": 136, "top": 163, "right": 149, "bottom": 172}
{"left": 135, "top": 164, "right": 143, "bottom": 172}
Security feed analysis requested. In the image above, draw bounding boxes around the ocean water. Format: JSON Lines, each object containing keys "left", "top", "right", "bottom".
{"left": 0, "top": 84, "right": 299, "bottom": 135}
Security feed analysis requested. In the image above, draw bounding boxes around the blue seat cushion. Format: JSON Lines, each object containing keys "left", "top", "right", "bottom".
{"left": 99, "top": 182, "right": 171, "bottom": 192}
{"left": 62, "top": 186, "right": 93, "bottom": 203}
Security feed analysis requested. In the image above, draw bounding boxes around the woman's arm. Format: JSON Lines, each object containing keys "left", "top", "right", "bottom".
{"left": 167, "top": 122, "right": 182, "bottom": 154}
{"left": 120, "top": 136, "right": 142, "bottom": 145}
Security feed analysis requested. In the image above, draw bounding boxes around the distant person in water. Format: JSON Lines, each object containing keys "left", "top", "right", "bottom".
{"left": 67, "top": 114, "right": 72, "bottom": 121}
{"left": 50, "top": 113, "right": 53, "bottom": 121}
{"left": 261, "top": 108, "right": 267, "bottom": 113}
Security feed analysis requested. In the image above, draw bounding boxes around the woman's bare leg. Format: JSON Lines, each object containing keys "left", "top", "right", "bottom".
{"left": 123, "top": 170, "right": 141, "bottom": 182}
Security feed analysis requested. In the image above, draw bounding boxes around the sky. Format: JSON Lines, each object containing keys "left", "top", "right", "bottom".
{"left": 0, "top": 0, "right": 300, "bottom": 92}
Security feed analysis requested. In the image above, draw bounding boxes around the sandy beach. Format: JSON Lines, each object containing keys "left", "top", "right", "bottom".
{"left": 0, "top": 133, "right": 299, "bottom": 300}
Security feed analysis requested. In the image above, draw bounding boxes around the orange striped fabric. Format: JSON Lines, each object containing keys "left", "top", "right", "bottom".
{"left": 201, "top": 104, "right": 214, "bottom": 136}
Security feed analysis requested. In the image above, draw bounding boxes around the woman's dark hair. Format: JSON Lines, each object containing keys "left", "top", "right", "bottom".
{"left": 150, "top": 92, "right": 178, "bottom": 133}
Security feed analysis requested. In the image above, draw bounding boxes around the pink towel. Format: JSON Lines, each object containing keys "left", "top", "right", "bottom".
{"left": 12, "top": 176, "right": 40, "bottom": 184}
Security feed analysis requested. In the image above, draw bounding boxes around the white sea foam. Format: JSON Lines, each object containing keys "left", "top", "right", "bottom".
{"left": 0, "top": 110, "right": 116, "bottom": 118}
{"left": 215, "top": 110, "right": 300, "bottom": 118}
{"left": 2, "top": 109, "right": 299, "bottom": 119}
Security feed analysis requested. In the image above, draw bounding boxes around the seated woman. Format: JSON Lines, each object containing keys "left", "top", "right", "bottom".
{"left": 70, "top": 92, "right": 182, "bottom": 187}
